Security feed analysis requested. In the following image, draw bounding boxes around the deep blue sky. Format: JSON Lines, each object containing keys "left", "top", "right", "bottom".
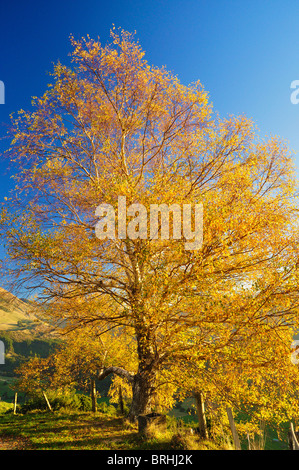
{"left": 1, "top": 0, "right": 299, "bottom": 191}
{"left": 1, "top": 0, "right": 299, "bottom": 287}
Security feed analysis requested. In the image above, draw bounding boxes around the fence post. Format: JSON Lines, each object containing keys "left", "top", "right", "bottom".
{"left": 247, "top": 432, "right": 251, "bottom": 450}
{"left": 13, "top": 392, "right": 17, "bottom": 415}
{"left": 226, "top": 407, "right": 241, "bottom": 450}
{"left": 43, "top": 391, "right": 53, "bottom": 412}
{"left": 194, "top": 391, "right": 208, "bottom": 439}
{"left": 290, "top": 423, "right": 299, "bottom": 450}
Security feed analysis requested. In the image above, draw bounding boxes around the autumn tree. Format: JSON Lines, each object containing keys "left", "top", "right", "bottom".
{"left": 16, "top": 323, "right": 137, "bottom": 411}
{"left": 2, "top": 28, "right": 299, "bottom": 421}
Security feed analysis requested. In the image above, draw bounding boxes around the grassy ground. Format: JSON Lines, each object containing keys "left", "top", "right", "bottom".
{"left": 0, "top": 376, "right": 19, "bottom": 402}
{"left": 0, "top": 409, "right": 232, "bottom": 450}
{"left": 0, "top": 410, "right": 138, "bottom": 450}
{"left": 0, "top": 404, "right": 291, "bottom": 450}
{"left": 0, "top": 385, "right": 291, "bottom": 451}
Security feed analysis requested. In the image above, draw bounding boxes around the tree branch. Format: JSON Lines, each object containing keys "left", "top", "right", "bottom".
{"left": 97, "top": 366, "right": 135, "bottom": 384}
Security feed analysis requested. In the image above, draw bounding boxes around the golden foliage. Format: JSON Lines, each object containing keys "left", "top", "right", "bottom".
{"left": 3, "top": 29, "right": 299, "bottom": 419}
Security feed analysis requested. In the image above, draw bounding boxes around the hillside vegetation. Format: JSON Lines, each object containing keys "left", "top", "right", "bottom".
{"left": 0, "top": 287, "right": 62, "bottom": 378}
{"left": 0, "top": 287, "right": 39, "bottom": 332}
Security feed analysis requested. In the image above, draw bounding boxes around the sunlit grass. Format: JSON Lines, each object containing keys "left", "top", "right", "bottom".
{"left": 0, "top": 408, "right": 233, "bottom": 450}
{"left": 0, "top": 402, "right": 13, "bottom": 413}
{"left": 0, "top": 401, "right": 291, "bottom": 450}
{"left": 0, "top": 410, "right": 140, "bottom": 450}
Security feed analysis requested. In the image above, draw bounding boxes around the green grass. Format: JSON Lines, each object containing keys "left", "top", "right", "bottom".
{"left": 0, "top": 406, "right": 232, "bottom": 450}
{"left": 0, "top": 406, "right": 291, "bottom": 450}
{"left": 0, "top": 375, "right": 27, "bottom": 404}
{"left": 0, "top": 409, "right": 139, "bottom": 450}
{"left": 0, "top": 401, "right": 13, "bottom": 413}
{"left": 0, "top": 394, "right": 291, "bottom": 450}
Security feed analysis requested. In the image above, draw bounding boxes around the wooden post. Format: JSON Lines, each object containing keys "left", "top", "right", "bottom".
{"left": 246, "top": 432, "right": 251, "bottom": 450}
{"left": 13, "top": 392, "right": 17, "bottom": 415}
{"left": 290, "top": 422, "right": 299, "bottom": 450}
{"left": 91, "top": 379, "right": 97, "bottom": 413}
{"left": 43, "top": 391, "right": 53, "bottom": 412}
{"left": 226, "top": 407, "right": 241, "bottom": 450}
{"left": 194, "top": 391, "right": 208, "bottom": 439}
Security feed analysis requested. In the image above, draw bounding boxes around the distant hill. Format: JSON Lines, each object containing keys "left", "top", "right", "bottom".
{"left": 0, "top": 287, "right": 40, "bottom": 332}
{"left": 0, "top": 288, "right": 62, "bottom": 378}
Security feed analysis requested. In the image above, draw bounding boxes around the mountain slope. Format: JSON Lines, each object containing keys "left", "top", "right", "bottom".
{"left": 0, "top": 288, "right": 37, "bottom": 331}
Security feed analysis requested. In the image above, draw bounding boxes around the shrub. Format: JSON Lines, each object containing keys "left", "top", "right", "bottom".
{"left": 18, "top": 392, "right": 92, "bottom": 413}
{"left": 169, "top": 433, "right": 189, "bottom": 450}
{"left": 97, "top": 401, "right": 117, "bottom": 416}
{"left": 76, "top": 394, "right": 92, "bottom": 411}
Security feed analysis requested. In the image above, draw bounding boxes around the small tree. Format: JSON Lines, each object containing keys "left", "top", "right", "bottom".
{"left": 16, "top": 321, "right": 137, "bottom": 405}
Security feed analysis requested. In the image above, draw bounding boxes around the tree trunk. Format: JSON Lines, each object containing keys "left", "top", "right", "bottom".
{"left": 127, "top": 369, "right": 157, "bottom": 422}
{"left": 96, "top": 310, "right": 159, "bottom": 423}
{"left": 97, "top": 363, "right": 157, "bottom": 423}
{"left": 119, "top": 385, "right": 124, "bottom": 415}
{"left": 127, "top": 317, "right": 159, "bottom": 423}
